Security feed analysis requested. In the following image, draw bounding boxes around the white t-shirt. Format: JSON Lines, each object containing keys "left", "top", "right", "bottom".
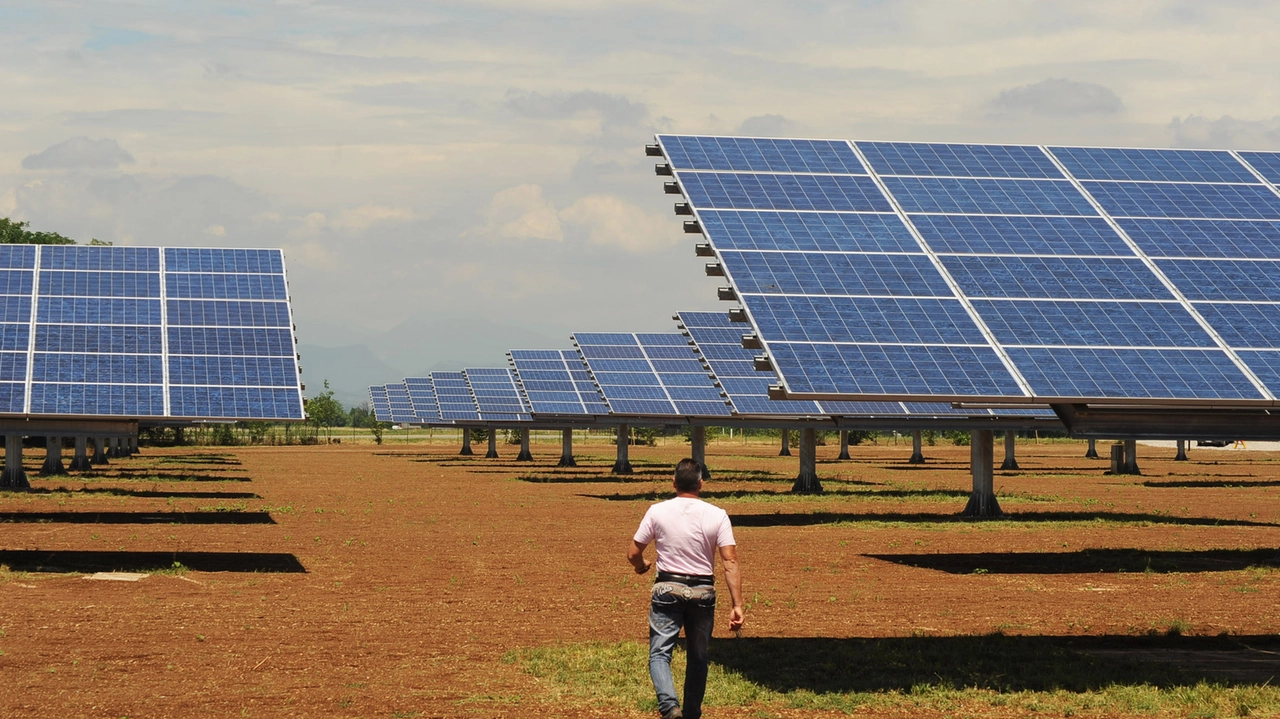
{"left": 633, "top": 496, "right": 736, "bottom": 576}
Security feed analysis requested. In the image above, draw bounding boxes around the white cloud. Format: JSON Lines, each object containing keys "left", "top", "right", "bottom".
{"left": 986, "top": 78, "right": 1123, "bottom": 118}
{"left": 1168, "top": 115, "right": 1280, "bottom": 150}
{"left": 22, "top": 137, "right": 135, "bottom": 170}
{"left": 560, "top": 194, "right": 677, "bottom": 252}
{"left": 289, "top": 204, "right": 414, "bottom": 238}
{"left": 480, "top": 184, "right": 563, "bottom": 242}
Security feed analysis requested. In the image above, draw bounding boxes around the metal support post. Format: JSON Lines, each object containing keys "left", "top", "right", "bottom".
{"left": 1085, "top": 438, "right": 1099, "bottom": 459}
{"left": 40, "top": 436, "right": 67, "bottom": 476}
{"left": 70, "top": 436, "right": 91, "bottom": 471}
{"left": 791, "top": 427, "right": 822, "bottom": 493}
{"left": 837, "top": 429, "right": 850, "bottom": 460}
{"left": 92, "top": 436, "right": 109, "bottom": 465}
{"left": 2, "top": 434, "right": 27, "bottom": 488}
{"left": 1110, "top": 443, "right": 1124, "bottom": 474}
{"left": 460, "top": 430, "right": 473, "bottom": 456}
{"left": 909, "top": 429, "right": 925, "bottom": 464}
{"left": 1001, "top": 430, "right": 1018, "bottom": 470}
{"left": 558, "top": 428, "right": 576, "bottom": 467}
{"left": 1175, "top": 439, "right": 1188, "bottom": 461}
{"left": 1123, "top": 439, "right": 1140, "bottom": 475}
{"left": 779, "top": 429, "right": 791, "bottom": 456}
{"left": 516, "top": 428, "right": 533, "bottom": 461}
{"left": 486, "top": 430, "right": 499, "bottom": 459}
{"left": 690, "top": 426, "right": 710, "bottom": 479}
{"left": 961, "top": 429, "right": 1001, "bottom": 517}
{"left": 612, "top": 424, "right": 633, "bottom": 475}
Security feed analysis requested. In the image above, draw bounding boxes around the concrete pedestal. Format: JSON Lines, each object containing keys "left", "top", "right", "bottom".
{"left": 558, "top": 428, "right": 576, "bottom": 467}
{"left": 791, "top": 427, "right": 822, "bottom": 494}
{"left": 690, "top": 426, "right": 710, "bottom": 479}
{"left": 1085, "top": 438, "right": 1099, "bottom": 459}
{"left": 1000, "top": 430, "right": 1018, "bottom": 470}
{"left": 92, "top": 437, "right": 109, "bottom": 465}
{"left": 40, "top": 436, "right": 67, "bottom": 476}
{"left": 2, "top": 434, "right": 27, "bottom": 488}
{"left": 612, "top": 424, "right": 633, "bottom": 475}
{"left": 516, "top": 429, "right": 533, "bottom": 462}
{"left": 909, "top": 429, "right": 925, "bottom": 464}
{"left": 779, "top": 429, "right": 791, "bottom": 456}
{"left": 108, "top": 436, "right": 120, "bottom": 459}
{"left": 961, "top": 430, "right": 1001, "bottom": 517}
{"left": 1175, "top": 439, "right": 1188, "bottom": 461}
{"left": 70, "top": 436, "right": 91, "bottom": 471}
{"left": 486, "top": 432, "right": 499, "bottom": 459}
{"left": 837, "top": 430, "right": 850, "bottom": 460}
{"left": 1123, "top": 439, "right": 1140, "bottom": 475}
{"left": 460, "top": 431, "right": 473, "bottom": 456}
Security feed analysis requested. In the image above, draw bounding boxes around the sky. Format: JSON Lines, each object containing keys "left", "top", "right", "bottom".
{"left": 3, "top": 0, "right": 1280, "bottom": 406}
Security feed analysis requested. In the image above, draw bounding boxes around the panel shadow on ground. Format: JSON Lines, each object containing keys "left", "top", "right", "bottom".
{"left": 869, "top": 547, "right": 1280, "bottom": 574}
{"left": 0, "top": 550, "right": 306, "bottom": 573}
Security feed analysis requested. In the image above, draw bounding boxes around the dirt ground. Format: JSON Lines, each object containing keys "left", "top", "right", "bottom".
{"left": 1, "top": 434, "right": 1279, "bottom": 718}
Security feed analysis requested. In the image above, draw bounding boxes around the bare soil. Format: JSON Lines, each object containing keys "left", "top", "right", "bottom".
{"left": 1, "top": 435, "right": 1279, "bottom": 717}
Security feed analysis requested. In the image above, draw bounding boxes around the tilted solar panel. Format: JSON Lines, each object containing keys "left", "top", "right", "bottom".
{"left": 369, "top": 385, "right": 392, "bottom": 422}
{"left": 404, "top": 376, "right": 440, "bottom": 423}
{"left": 384, "top": 382, "right": 417, "bottom": 424}
{"left": 0, "top": 245, "right": 304, "bottom": 420}
{"left": 463, "top": 367, "right": 531, "bottom": 422}
{"left": 572, "top": 332, "right": 732, "bottom": 417}
{"left": 430, "top": 371, "right": 480, "bottom": 421}
{"left": 656, "top": 136, "right": 1280, "bottom": 405}
{"left": 508, "top": 349, "right": 610, "bottom": 416}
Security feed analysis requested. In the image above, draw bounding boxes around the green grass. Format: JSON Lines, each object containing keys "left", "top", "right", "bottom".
{"left": 505, "top": 636, "right": 1280, "bottom": 716}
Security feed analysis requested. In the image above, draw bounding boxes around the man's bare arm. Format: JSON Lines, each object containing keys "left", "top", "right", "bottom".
{"left": 719, "top": 544, "right": 744, "bottom": 631}
{"left": 627, "top": 539, "right": 652, "bottom": 574}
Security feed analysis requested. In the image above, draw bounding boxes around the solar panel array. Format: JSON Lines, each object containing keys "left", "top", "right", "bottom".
{"left": 383, "top": 382, "right": 417, "bottom": 424}
{"left": 404, "top": 376, "right": 440, "bottom": 423}
{"left": 463, "top": 367, "right": 532, "bottom": 422}
{"left": 572, "top": 332, "right": 732, "bottom": 417}
{"left": 369, "top": 385, "right": 391, "bottom": 422}
{"left": 431, "top": 371, "right": 479, "bottom": 421}
{"left": 0, "top": 245, "right": 304, "bottom": 420}
{"left": 509, "top": 349, "right": 610, "bottom": 416}
{"left": 657, "top": 136, "right": 1280, "bottom": 405}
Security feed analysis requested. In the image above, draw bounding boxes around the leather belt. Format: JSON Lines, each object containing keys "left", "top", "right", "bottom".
{"left": 657, "top": 570, "right": 714, "bottom": 586}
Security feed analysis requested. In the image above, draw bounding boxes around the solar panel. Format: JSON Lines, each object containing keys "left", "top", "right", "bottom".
{"left": 508, "top": 349, "right": 610, "bottom": 416}
{"left": 430, "top": 371, "right": 480, "bottom": 421}
{"left": 572, "top": 332, "right": 732, "bottom": 417}
{"left": 462, "top": 367, "right": 531, "bottom": 422}
{"left": 657, "top": 136, "right": 1280, "bottom": 405}
{"left": 369, "top": 385, "right": 391, "bottom": 422}
{"left": 404, "top": 376, "right": 440, "bottom": 423}
{"left": 0, "top": 245, "right": 304, "bottom": 420}
{"left": 384, "top": 382, "right": 417, "bottom": 424}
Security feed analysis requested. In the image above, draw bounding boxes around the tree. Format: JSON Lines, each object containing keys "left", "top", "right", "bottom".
{"left": 304, "top": 380, "right": 346, "bottom": 442}
{"left": 366, "top": 413, "right": 389, "bottom": 445}
{"left": 348, "top": 403, "right": 372, "bottom": 428}
{"left": 0, "top": 218, "right": 76, "bottom": 245}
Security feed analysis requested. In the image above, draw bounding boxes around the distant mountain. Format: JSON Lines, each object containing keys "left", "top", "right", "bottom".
{"left": 296, "top": 343, "right": 407, "bottom": 409}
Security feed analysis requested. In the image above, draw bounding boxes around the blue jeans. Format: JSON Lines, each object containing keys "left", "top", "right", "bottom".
{"left": 649, "top": 583, "right": 715, "bottom": 719}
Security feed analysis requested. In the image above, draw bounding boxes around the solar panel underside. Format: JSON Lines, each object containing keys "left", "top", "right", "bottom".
{"left": 658, "top": 136, "right": 1280, "bottom": 404}
{"left": 463, "top": 367, "right": 532, "bottom": 422}
{"left": 0, "top": 245, "right": 304, "bottom": 420}
{"left": 431, "top": 371, "right": 480, "bottom": 421}
{"left": 675, "top": 311, "right": 1046, "bottom": 418}
{"left": 369, "top": 385, "right": 392, "bottom": 422}
{"left": 573, "top": 332, "right": 733, "bottom": 417}
{"left": 384, "top": 382, "right": 417, "bottom": 424}
{"left": 404, "top": 376, "right": 440, "bottom": 423}
{"left": 509, "top": 349, "right": 610, "bottom": 416}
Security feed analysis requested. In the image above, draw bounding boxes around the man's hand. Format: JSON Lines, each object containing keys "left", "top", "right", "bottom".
{"left": 626, "top": 539, "right": 652, "bottom": 574}
{"left": 728, "top": 605, "right": 744, "bottom": 632}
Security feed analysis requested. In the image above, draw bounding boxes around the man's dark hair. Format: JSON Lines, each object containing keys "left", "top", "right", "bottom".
{"left": 674, "top": 458, "right": 703, "bottom": 492}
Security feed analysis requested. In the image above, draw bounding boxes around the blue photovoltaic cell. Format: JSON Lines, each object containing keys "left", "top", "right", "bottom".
{"left": 0, "top": 271, "right": 34, "bottom": 296}
{"left": 465, "top": 366, "right": 531, "bottom": 422}
{"left": 1050, "top": 147, "right": 1257, "bottom": 183}
{"left": 168, "top": 356, "right": 298, "bottom": 386}
{"left": 370, "top": 385, "right": 392, "bottom": 422}
{"left": 679, "top": 173, "right": 892, "bottom": 212}
{"left": 40, "top": 271, "right": 159, "bottom": 298}
{"left": 33, "top": 354, "right": 160, "bottom": 383}
{"left": 40, "top": 246, "right": 158, "bottom": 271}
{"left": 1156, "top": 260, "right": 1280, "bottom": 301}
{"left": 0, "top": 325, "right": 28, "bottom": 351}
{"left": 724, "top": 251, "right": 952, "bottom": 297}
{"left": 168, "top": 327, "right": 293, "bottom": 356}
{"left": 1118, "top": 219, "right": 1280, "bottom": 259}
{"left": 1234, "top": 351, "right": 1280, "bottom": 396}
{"left": 1193, "top": 303, "right": 1280, "bottom": 348}
{"left": 574, "top": 332, "right": 730, "bottom": 416}
{"left": 884, "top": 177, "right": 1096, "bottom": 215}
{"left": 0, "top": 352, "right": 26, "bottom": 381}
{"left": 0, "top": 296, "right": 31, "bottom": 323}
{"left": 0, "top": 383, "right": 22, "bottom": 413}
{"left": 659, "top": 135, "right": 866, "bottom": 174}
{"left": 1083, "top": 182, "right": 1280, "bottom": 220}
{"left": 431, "top": 371, "right": 480, "bottom": 421}
{"left": 911, "top": 215, "right": 1131, "bottom": 256}
{"left": 168, "top": 387, "right": 301, "bottom": 419}
{"left": 36, "top": 326, "right": 163, "bottom": 354}
{"left": 972, "top": 300, "right": 1215, "bottom": 347}
{"left": 165, "top": 273, "right": 287, "bottom": 300}
{"left": 943, "top": 256, "right": 1173, "bottom": 300}
{"left": 167, "top": 300, "right": 291, "bottom": 327}
{"left": 39, "top": 297, "right": 159, "bottom": 325}
{"left": 385, "top": 383, "right": 417, "bottom": 424}
{"left": 1007, "top": 348, "right": 1263, "bottom": 400}
{"left": 164, "top": 248, "right": 284, "bottom": 274}
{"left": 858, "top": 142, "right": 1062, "bottom": 179}
{"left": 405, "top": 377, "right": 439, "bottom": 422}
{"left": 29, "top": 384, "right": 165, "bottom": 416}
{"left": 698, "top": 211, "right": 919, "bottom": 253}
{"left": 1239, "top": 152, "right": 1280, "bottom": 184}
{"left": 769, "top": 343, "right": 1025, "bottom": 397}
{"left": 744, "top": 295, "right": 987, "bottom": 344}
{"left": 0, "top": 245, "right": 35, "bottom": 270}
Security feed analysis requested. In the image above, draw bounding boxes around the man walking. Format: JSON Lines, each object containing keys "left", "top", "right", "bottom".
{"left": 627, "top": 458, "right": 744, "bottom": 719}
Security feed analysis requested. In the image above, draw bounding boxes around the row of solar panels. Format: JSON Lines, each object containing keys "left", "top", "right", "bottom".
{"left": 369, "top": 310, "right": 1056, "bottom": 425}
{"left": 651, "top": 136, "right": 1280, "bottom": 406}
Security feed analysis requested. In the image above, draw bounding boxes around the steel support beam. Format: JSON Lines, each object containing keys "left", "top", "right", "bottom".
{"left": 791, "top": 427, "right": 821, "bottom": 494}
{"left": 613, "top": 424, "right": 633, "bottom": 475}
{"left": 909, "top": 429, "right": 925, "bottom": 464}
{"left": 40, "top": 436, "right": 66, "bottom": 476}
{"left": 558, "top": 428, "right": 576, "bottom": 467}
{"left": 962, "top": 430, "right": 1001, "bottom": 518}
{"left": 516, "top": 428, "right": 533, "bottom": 461}
{"left": 2, "top": 434, "right": 27, "bottom": 488}
{"left": 1001, "top": 430, "right": 1018, "bottom": 470}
